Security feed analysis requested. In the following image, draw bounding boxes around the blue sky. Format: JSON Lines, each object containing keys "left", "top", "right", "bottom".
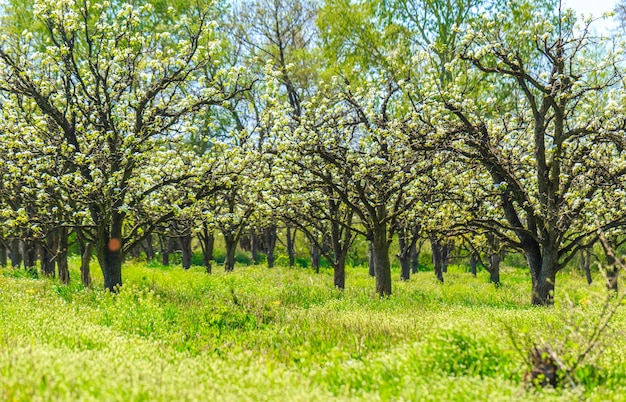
{"left": 563, "top": 0, "right": 619, "bottom": 31}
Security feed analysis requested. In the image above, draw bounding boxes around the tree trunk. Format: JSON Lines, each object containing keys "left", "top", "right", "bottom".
{"left": 159, "top": 234, "right": 170, "bottom": 266}
{"left": 470, "top": 254, "right": 478, "bottom": 277}
{"left": 0, "top": 240, "right": 6, "bottom": 266}
{"left": 580, "top": 249, "right": 592, "bottom": 285}
{"left": 286, "top": 227, "right": 296, "bottom": 267}
{"left": 96, "top": 217, "right": 124, "bottom": 292}
{"left": 41, "top": 231, "right": 57, "bottom": 277}
{"left": 430, "top": 235, "right": 444, "bottom": 283}
{"left": 605, "top": 247, "right": 618, "bottom": 293}
{"left": 410, "top": 240, "right": 422, "bottom": 274}
{"left": 372, "top": 223, "right": 392, "bottom": 297}
{"left": 397, "top": 227, "right": 419, "bottom": 281}
{"left": 57, "top": 227, "right": 70, "bottom": 285}
{"left": 180, "top": 233, "right": 193, "bottom": 270}
{"left": 81, "top": 242, "right": 93, "bottom": 287}
{"left": 489, "top": 252, "right": 500, "bottom": 286}
{"left": 368, "top": 241, "right": 375, "bottom": 277}
{"left": 264, "top": 226, "right": 277, "bottom": 268}
{"left": 10, "top": 238, "right": 21, "bottom": 268}
{"left": 97, "top": 242, "right": 123, "bottom": 292}
{"left": 199, "top": 225, "right": 214, "bottom": 274}
{"left": 529, "top": 245, "right": 557, "bottom": 306}
{"left": 311, "top": 241, "right": 321, "bottom": 274}
{"left": 441, "top": 242, "right": 449, "bottom": 273}
{"left": 143, "top": 236, "right": 155, "bottom": 261}
{"left": 251, "top": 232, "right": 259, "bottom": 264}
{"left": 224, "top": 234, "right": 237, "bottom": 272}
{"left": 334, "top": 253, "right": 347, "bottom": 289}
{"left": 23, "top": 230, "right": 37, "bottom": 273}
{"left": 398, "top": 234, "right": 411, "bottom": 281}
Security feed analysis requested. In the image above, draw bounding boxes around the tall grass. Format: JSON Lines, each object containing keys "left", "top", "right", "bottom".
{"left": 0, "top": 260, "right": 624, "bottom": 401}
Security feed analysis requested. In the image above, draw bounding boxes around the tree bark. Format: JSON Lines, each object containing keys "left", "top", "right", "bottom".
{"left": 372, "top": 223, "right": 392, "bottom": 297}
{"left": 57, "top": 227, "right": 70, "bottom": 285}
{"left": 605, "top": 247, "right": 618, "bottom": 293}
{"left": 333, "top": 252, "right": 347, "bottom": 290}
{"left": 397, "top": 225, "right": 419, "bottom": 281}
{"left": 489, "top": 252, "right": 500, "bottom": 286}
{"left": 368, "top": 241, "right": 375, "bottom": 277}
{"left": 430, "top": 235, "right": 444, "bottom": 283}
{"left": 96, "top": 216, "right": 124, "bottom": 292}
{"left": 251, "top": 232, "right": 260, "bottom": 264}
{"left": 470, "top": 254, "right": 478, "bottom": 277}
{"left": 580, "top": 249, "right": 592, "bottom": 285}
{"left": 263, "top": 226, "right": 277, "bottom": 268}
{"left": 410, "top": 240, "right": 422, "bottom": 274}
{"left": 198, "top": 225, "right": 214, "bottom": 274}
{"left": 41, "top": 231, "right": 57, "bottom": 277}
{"left": 159, "top": 234, "right": 171, "bottom": 266}
{"left": 441, "top": 242, "right": 450, "bottom": 273}
{"left": 22, "top": 230, "right": 37, "bottom": 273}
{"left": 81, "top": 242, "right": 93, "bottom": 287}
{"left": 0, "top": 240, "right": 6, "bottom": 266}
{"left": 311, "top": 241, "right": 321, "bottom": 274}
{"left": 10, "top": 238, "right": 21, "bottom": 268}
{"left": 286, "top": 227, "right": 296, "bottom": 267}
{"left": 179, "top": 233, "right": 193, "bottom": 270}
{"left": 224, "top": 234, "right": 237, "bottom": 272}
{"left": 143, "top": 236, "right": 155, "bottom": 261}
{"left": 529, "top": 245, "right": 557, "bottom": 306}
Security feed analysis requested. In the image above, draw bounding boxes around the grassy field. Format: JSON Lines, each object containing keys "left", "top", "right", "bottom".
{"left": 1, "top": 260, "right": 625, "bottom": 401}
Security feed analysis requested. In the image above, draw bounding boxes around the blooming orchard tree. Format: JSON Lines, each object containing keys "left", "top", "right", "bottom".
{"left": 0, "top": 0, "right": 249, "bottom": 290}
{"left": 274, "top": 79, "right": 433, "bottom": 296}
{"left": 426, "top": 4, "right": 626, "bottom": 305}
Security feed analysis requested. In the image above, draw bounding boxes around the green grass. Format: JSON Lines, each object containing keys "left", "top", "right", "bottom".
{"left": 1, "top": 260, "right": 626, "bottom": 401}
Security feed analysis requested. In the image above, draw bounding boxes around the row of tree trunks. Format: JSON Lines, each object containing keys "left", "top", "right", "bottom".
{"left": 3, "top": 228, "right": 71, "bottom": 283}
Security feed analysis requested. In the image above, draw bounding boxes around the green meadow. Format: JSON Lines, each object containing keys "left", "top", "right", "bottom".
{"left": 1, "top": 261, "right": 625, "bottom": 401}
